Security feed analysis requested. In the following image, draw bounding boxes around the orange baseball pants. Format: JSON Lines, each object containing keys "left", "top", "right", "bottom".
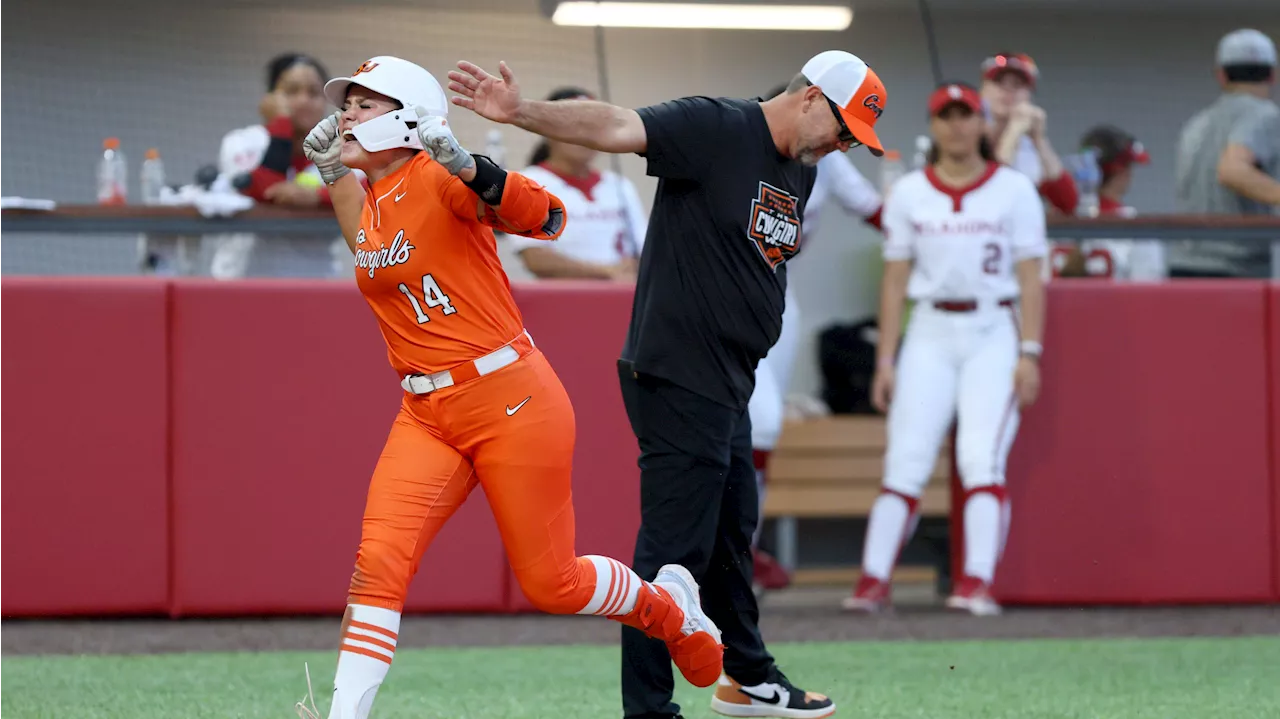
{"left": 348, "top": 348, "right": 592, "bottom": 614}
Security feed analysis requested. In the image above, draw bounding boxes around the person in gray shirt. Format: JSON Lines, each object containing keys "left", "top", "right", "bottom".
{"left": 1172, "top": 28, "right": 1280, "bottom": 278}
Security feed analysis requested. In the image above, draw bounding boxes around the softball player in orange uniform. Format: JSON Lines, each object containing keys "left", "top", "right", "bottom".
{"left": 293, "top": 56, "right": 723, "bottom": 719}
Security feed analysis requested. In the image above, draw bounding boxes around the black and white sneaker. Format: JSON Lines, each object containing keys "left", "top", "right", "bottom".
{"left": 709, "top": 670, "right": 835, "bottom": 718}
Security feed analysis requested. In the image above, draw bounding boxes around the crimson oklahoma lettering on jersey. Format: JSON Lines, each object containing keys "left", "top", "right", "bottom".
{"left": 748, "top": 181, "right": 802, "bottom": 271}
{"left": 882, "top": 163, "right": 1047, "bottom": 302}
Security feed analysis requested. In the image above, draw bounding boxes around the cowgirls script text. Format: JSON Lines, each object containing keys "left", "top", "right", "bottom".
{"left": 354, "top": 229, "right": 415, "bottom": 278}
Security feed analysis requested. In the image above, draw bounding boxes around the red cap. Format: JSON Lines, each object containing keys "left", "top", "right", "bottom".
{"left": 981, "top": 52, "right": 1039, "bottom": 89}
{"left": 928, "top": 83, "right": 982, "bottom": 116}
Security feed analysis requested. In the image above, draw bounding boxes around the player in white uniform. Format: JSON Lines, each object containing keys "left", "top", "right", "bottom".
{"left": 1050, "top": 125, "right": 1166, "bottom": 281}
{"left": 980, "top": 52, "right": 1078, "bottom": 216}
{"left": 507, "top": 87, "right": 648, "bottom": 280}
{"left": 748, "top": 84, "right": 886, "bottom": 592}
{"left": 842, "top": 82, "right": 1047, "bottom": 616}
{"left": 210, "top": 53, "right": 353, "bottom": 279}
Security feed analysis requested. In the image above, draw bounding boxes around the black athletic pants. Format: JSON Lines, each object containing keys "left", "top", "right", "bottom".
{"left": 617, "top": 361, "right": 775, "bottom": 719}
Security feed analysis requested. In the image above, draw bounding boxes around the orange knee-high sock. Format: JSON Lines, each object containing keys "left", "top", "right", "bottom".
{"left": 574, "top": 555, "right": 685, "bottom": 642}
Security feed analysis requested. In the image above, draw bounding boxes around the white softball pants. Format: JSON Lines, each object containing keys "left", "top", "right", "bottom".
{"left": 861, "top": 301, "right": 1020, "bottom": 585}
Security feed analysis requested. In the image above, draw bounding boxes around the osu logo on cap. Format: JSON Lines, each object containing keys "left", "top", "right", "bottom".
{"left": 353, "top": 60, "right": 380, "bottom": 76}
{"left": 862, "top": 94, "right": 884, "bottom": 120}
{"left": 948, "top": 85, "right": 963, "bottom": 99}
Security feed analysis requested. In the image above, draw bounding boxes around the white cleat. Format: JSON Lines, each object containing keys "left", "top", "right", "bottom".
{"left": 945, "top": 576, "right": 1003, "bottom": 616}
{"left": 654, "top": 564, "right": 723, "bottom": 646}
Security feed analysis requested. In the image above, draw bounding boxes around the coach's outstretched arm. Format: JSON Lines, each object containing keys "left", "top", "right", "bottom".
{"left": 449, "top": 61, "right": 647, "bottom": 154}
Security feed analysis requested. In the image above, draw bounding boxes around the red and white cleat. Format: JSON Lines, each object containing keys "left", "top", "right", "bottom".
{"left": 840, "top": 574, "right": 892, "bottom": 614}
{"left": 753, "top": 549, "right": 793, "bottom": 592}
{"left": 946, "top": 576, "right": 1002, "bottom": 616}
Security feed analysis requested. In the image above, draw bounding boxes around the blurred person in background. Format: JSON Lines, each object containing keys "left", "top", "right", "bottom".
{"left": 510, "top": 87, "right": 649, "bottom": 281}
{"left": 293, "top": 55, "right": 722, "bottom": 719}
{"left": 843, "top": 82, "right": 1046, "bottom": 617}
{"left": 980, "top": 52, "right": 1079, "bottom": 215}
{"left": 1052, "top": 125, "right": 1166, "bottom": 280}
{"left": 211, "top": 53, "right": 347, "bottom": 279}
{"left": 749, "top": 84, "right": 886, "bottom": 594}
{"left": 1171, "top": 28, "right": 1280, "bottom": 278}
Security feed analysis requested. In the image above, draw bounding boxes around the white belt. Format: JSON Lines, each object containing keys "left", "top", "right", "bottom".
{"left": 400, "top": 330, "right": 535, "bottom": 396}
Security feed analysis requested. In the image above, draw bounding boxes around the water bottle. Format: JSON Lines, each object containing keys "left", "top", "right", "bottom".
{"left": 484, "top": 129, "right": 507, "bottom": 170}
{"left": 879, "top": 150, "right": 904, "bottom": 200}
{"left": 912, "top": 135, "right": 931, "bottom": 170}
{"left": 1070, "top": 149, "right": 1102, "bottom": 217}
{"left": 140, "top": 148, "right": 166, "bottom": 206}
{"left": 97, "top": 137, "right": 128, "bottom": 205}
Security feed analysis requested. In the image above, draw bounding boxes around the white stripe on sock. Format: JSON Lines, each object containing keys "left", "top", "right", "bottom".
{"left": 342, "top": 637, "right": 395, "bottom": 661}
{"left": 349, "top": 605, "right": 401, "bottom": 636}
{"left": 347, "top": 624, "right": 398, "bottom": 648}
{"left": 576, "top": 555, "right": 641, "bottom": 616}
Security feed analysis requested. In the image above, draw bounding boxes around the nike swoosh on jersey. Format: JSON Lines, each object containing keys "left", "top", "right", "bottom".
{"left": 506, "top": 396, "right": 532, "bottom": 416}
{"left": 395, "top": 192, "right": 407, "bottom": 202}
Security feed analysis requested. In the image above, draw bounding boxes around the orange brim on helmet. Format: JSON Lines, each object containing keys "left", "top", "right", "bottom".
{"left": 801, "top": 50, "right": 887, "bottom": 157}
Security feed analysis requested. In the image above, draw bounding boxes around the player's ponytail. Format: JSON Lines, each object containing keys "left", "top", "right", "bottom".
{"left": 978, "top": 135, "right": 995, "bottom": 162}
{"left": 528, "top": 141, "right": 551, "bottom": 167}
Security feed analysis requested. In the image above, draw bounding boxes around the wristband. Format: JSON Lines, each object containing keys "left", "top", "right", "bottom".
{"left": 1019, "top": 340, "right": 1043, "bottom": 358}
{"left": 462, "top": 153, "right": 506, "bottom": 206}
{"left": 260, "top": 137, "right": 294, "bottom": 175}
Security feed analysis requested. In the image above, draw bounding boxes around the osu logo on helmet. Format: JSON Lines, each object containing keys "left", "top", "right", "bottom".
{"left": 352, "top": 60, "right": 380, "bottom": 76}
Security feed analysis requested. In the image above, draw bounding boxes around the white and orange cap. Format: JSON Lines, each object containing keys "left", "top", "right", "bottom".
{"left": 801, "top": 50, "right": 886, "bottom": 157}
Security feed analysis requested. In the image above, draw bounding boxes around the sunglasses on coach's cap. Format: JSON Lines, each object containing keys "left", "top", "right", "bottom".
{"left": 824, "top": 95, "right": 859, "bottom": 146}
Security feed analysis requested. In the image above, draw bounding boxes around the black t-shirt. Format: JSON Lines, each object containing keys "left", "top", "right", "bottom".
{"left": 621, "top": 96, "right": 817, "bottom": 410}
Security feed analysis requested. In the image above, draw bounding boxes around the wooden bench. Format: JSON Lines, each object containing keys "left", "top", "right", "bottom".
{"left": 762, "top": 415, "right": 952, "bottom": 576}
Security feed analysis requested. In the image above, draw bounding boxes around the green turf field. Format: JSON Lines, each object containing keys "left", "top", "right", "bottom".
{"left": 5, "top": 636, "right": 1279, "bottom": 719}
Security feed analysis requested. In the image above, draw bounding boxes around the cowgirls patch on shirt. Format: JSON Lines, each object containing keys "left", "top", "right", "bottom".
{"left": 747, "top": 181, "right": 802, "bottom": 271}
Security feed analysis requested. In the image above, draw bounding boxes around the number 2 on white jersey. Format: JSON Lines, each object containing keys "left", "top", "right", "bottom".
{"left": 398, "top": 274, "right": 457, "bottom": 322}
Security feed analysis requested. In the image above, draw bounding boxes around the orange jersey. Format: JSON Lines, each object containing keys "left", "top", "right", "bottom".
{"left": 354, "top": 152, "right": 566, "bottom": 376}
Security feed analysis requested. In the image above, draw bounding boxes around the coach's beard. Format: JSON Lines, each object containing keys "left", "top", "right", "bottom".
{"left": 795, "top": 147, "right": 825, "bottom": 166}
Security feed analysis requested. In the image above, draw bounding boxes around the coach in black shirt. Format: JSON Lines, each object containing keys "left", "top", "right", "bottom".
{"left": 450, "top": 50, "right": 888, "bottom": 719}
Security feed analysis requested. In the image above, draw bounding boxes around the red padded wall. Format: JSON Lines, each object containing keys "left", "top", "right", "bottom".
{"left": 993, "top": 281, "right": 1275, "bottom": 604}
{"left": 1, "top": 278, "right": 170, "bottom": 616}
{"left": 167, "top": 281, "right": 507, "bottom": 616}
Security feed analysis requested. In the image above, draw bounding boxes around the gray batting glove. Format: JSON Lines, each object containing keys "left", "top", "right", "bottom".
{"left": 415, "top": 111, "right": 476, "bottom": 177}
{"left": 302, "top": 111, "right": 351, "bottom": 185}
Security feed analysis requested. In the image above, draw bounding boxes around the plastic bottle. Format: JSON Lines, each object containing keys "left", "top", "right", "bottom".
{"left": 912, "top": 135, "right": 931, "bottom": 171}
{"left": 484, "top": 129, "right": 507, "bottom": 170}
{"left": 1072, "top": 149, "right": 1102, "bottom": 218}
{"left": 140, "top": 148, "right": 166, "bottom": 206}
{"left": 879, "top": 150, "right": 904, "bottom": 200}
{"left": 97, "top": 138, "right": 128, "bottom": 205}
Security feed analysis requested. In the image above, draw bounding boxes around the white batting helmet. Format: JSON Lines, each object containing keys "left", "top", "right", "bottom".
{"left": 325, "top": 56, "right": 449, "bottom": 153}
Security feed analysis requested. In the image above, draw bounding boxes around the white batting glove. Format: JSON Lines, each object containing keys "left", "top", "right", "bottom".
{"left": 302, "top": 111, "right": 351, "bottom": 185}
{"left": 415, "top": 111, "right": 476, "bottom": 177}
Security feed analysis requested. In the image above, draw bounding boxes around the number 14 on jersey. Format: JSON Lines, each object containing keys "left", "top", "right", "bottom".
{"left": 399, "top": 274, "right": 457, "bottom": 322}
